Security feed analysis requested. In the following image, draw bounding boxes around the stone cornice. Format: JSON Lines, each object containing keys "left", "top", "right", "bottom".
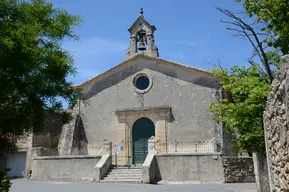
{"left": 115, "top": 106, "right": 172, "bottom": 123}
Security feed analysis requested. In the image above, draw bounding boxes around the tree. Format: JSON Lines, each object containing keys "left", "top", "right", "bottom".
{"left": 211, "top": 0, "right": 289, "bottom": 153}
{"left": 216, "top": 7, "right": 276, "bottom": 83}
{"left": 210, "top": 65, "right": 270, "bottom": 153}
{"left": 0, "top": 0, "right": 81, "bottom": 147}
{"left": 236, "top": 0, "right": 289, "bottom": 55}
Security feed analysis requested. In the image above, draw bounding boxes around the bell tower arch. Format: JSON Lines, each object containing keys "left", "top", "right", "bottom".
{"left": 126, "top": 8, "right": 159, "bottom": 59}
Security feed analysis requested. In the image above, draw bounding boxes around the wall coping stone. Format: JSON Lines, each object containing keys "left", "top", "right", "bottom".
{"left": 223, "top": 156, "right": 253, "bottom": 159}
{"left": 142, "top": 154, "right": 155, "bottom": 184}
{"left": 142, "top": 154, "right": 155, "bottom": 167}
{"left": 156, "top": 153, "right": 222, "bottom": 157}
{"left": 94, "top": 154, "right": 112, "bottom": 183}
{"left": 33, "top": 155, "right": 101, "bottom": 160}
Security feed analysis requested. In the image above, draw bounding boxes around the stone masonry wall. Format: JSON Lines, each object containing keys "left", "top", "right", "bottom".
{"left": 222, "top": 157, "right": 255, "bottom": 183}
{"left": 253, "top": 152, "right": 270, "bottom": 192}
{"left": 264, "top": 55, "right": 289, "bottom": 192}
{"left": 32, "top": 111, "right": 63, "bottom": 153}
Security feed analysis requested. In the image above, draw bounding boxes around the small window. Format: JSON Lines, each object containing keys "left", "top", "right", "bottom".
{"left": 135, "top": 76, "right": 150, "bottom": 90}
{"left": 132, "top": 72, "right": 153, "bottom": 94}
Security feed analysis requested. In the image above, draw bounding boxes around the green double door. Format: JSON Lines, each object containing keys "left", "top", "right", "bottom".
{"left": 132, "top": 118, "right": 155, "bottom": 165}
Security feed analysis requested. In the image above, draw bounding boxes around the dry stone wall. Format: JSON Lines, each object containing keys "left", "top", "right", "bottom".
{"left": 222, "top": 156, "right": 255, "bottom": 183}
{"left": 264, "top": 55, "right": 289, "bottom": 192}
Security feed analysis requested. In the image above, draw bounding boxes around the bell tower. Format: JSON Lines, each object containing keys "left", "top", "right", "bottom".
{"left": 126, "top": 8, "right": 159, "bottom": 59}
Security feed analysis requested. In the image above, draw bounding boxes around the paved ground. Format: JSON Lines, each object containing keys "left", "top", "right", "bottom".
{"left": 10, "top": 179, "right": 257, "bottom": 192}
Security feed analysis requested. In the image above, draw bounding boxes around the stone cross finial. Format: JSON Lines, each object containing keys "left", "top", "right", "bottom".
{"left": 140, "top": 8, "right": 144, "bottom": 17}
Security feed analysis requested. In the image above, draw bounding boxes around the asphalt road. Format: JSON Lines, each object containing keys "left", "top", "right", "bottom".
{"left": 10, "top": 179, "right": 257, "bottom": 192}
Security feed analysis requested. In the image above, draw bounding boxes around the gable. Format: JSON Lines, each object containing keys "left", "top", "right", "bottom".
{"left": 128, "top": 16, "right": 156, "bottom": 34}
{"left": 76, "top": 54, "right": 218, "bottom": 100}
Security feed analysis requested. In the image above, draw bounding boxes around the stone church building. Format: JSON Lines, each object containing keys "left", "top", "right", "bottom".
{"left": 3, "top": 9, "right": 257, "bottom": 184}
{"left": 58, "top": 8, "right": 223, "bottom": 162}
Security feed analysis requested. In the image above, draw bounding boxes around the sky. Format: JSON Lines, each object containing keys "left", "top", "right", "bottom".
{"left": 49, "top": 0, "right": 254, "bottom": 86}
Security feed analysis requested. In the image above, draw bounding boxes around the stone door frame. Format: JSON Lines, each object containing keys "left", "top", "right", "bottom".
{"left": 115, "top": 107, "right": 172, "bottom": 165}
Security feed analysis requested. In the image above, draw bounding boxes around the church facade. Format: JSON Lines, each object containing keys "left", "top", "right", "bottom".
{"left": 58, "top": 8, "right": 224, "bottom": 166}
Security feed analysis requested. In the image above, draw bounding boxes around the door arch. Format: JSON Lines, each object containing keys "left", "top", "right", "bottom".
{"left": 132, "top": 117, "right": 155, "bottom": 164}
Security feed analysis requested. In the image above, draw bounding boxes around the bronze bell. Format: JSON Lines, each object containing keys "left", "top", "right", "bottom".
{"left": 137, "top": 30, "right": 147, "bottom": 51}
{"left": 138, "top": 41, "right": 146, "bottom": 51}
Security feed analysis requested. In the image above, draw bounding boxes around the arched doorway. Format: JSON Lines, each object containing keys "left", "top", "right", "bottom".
{"left": 132, "top": 117, "right": 155, "bottom": 164}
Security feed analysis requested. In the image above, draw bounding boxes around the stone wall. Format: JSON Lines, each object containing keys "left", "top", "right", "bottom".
{"left": 31, "top": 155, "right": 101, "bottom": 181}
{"left": 15, "top": 134, "right": 31, "bottom": 151}
{"left": 32, "top": 111, "right": 63, "bottom": 154}
{"left": 222, "top": 132, "right": 238, "bottom": 156}
{"left": 222, "top": 157, "right": 255, "bottom": 183}
{"left": 155, "top": 153, "right": 224, "bottom": 183}
{"left": 253, "top": 152, "right": 270, "bottom": 192}
{"left": 264, "top": 55, "right": 289, "bottom": 191}
{"left": 57, "top": 113, "right": 88, "bottom": 156}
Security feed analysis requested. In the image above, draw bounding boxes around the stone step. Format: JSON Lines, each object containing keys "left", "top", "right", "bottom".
{"left": 105, "top": 172, "right": 141, "bottom": 176}
{"left": 103, "top": 176, "right": 141, "bottom": 180}
{"left": 107, "top": 171, "right": 142, "bottom": 175}
{"left": 110, "top": 167, "right": 141, "bottom": 169}
{"left": 109, "top": 170, "right": 142, "bottom": 173}
{"left": 100, "top": 179, "right": 141, "bottom": 184}
{"left": 108, "top": 169, "right": 142, "bottom": 172}
{"left": 100, "top": 168, "right": 142, "bottom": 184}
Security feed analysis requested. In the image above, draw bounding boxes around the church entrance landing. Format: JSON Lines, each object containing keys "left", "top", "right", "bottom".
{"left": 132, "top": 118, "right": 155, "bottom": 164}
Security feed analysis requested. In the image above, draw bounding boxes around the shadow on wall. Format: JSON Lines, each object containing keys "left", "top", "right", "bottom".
{"left": 152, "top": 158, "right": 162, "bottom": 184}
{"left": 71, "top": 115, "right": 88, "bottom": 155}
{"left": 32, "top": 111, "right": 64, "bottom": 155}
{"left": 32, "top": 112, "right": 88, "bottom": 156}
{"left": 82, "top": 60, "right": 219, "bottom": 100}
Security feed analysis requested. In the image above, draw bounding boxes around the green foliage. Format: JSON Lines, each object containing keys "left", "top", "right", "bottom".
{"left": 212, "top": 0, "right": 288, "bottom": 153}
{"left": 0, "top": 169, "right": 12, "bottom": 192}
{"left": 210, "top": 65, "right": 270, "bottom": 153}
{"left": 0, "top": 0, "right": 82, "bottom": 138}
{"left": 235, "top": 0, "right": 289, "bottom": 54}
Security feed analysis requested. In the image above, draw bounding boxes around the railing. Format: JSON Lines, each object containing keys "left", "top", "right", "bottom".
{"left": 112, "top": 143, "right": 131, "bottom": 167}
{"left": 88, "top": 140, "right": 216, "bottom": 167}
{"left": 87, "top": 143, "right": 130, "bottom": 167}
{"left": 87, "top": 144, "right": 103, "bottom": 155}
{"left": 155, "top": 140, "right": 215, "bottom": 153}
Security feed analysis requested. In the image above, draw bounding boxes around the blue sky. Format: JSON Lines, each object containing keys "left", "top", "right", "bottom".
{"left": 50, "top": 0, "right": 253, "bottom": 86}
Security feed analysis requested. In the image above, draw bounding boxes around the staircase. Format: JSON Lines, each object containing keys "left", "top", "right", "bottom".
{"left": 100, "top": 167, "right": 142, "bottom": 183}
